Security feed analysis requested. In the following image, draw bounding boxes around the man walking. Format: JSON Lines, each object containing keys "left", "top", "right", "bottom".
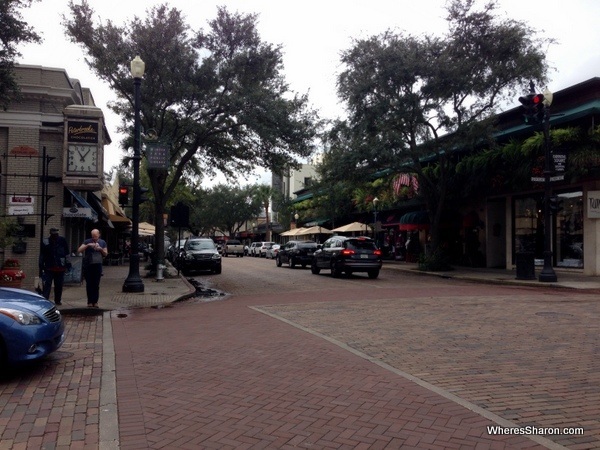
{"left": 39, "top": 227, "right": 70, "bottom": 305}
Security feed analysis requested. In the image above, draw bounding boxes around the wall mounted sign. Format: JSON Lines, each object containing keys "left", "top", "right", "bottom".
{"left": 67, "top": 120, "right": 99, "bottom": 144}
{"left": 9, "top": 145, "right": 38, "bottom": 156}
{"left": 588, "top": 191, "right": 600, "bottom": 219}
{"left": 63, "top": 206, "right": 94, "bottom": 219}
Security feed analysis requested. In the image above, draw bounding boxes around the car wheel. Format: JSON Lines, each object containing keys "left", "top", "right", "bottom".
{"left": 213, "top": 265, "right": 222, "bottom": 274}
{"left": 331, "top": 260, "right": 342, "bottom": 278}
{"left": 276, "top": 256, "right": 282, "bottom": 267}
{"left": 367, "top": 270, "right": 379, "bottom": 279}
{"left": 311, "top": 261, "right": 321, "bottom": 274}
{"left": 288, "top": 257, "right": 295, "bottom": 268}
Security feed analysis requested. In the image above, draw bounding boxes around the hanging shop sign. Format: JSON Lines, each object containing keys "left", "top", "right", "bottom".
{"left": 9, "top": 195, "right": 34, "bottom": 205}
{"left": 7, "top": 206, "right": 34, "bottom": 215}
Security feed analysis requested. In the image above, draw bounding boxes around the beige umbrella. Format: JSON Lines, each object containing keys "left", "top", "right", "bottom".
{"left": 295, "top": 225, "right": 333, "bottom": 236}
{"left": 331, "top": 222, "right": 371, "bottom": 233}
{"left": 280, "top": 228, "right": 305, "bottom": 236}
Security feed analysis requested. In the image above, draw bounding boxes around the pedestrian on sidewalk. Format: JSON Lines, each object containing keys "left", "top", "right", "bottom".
{"left": 39, "top": 227, "right": 70, "bottom": 305}
{"left": 78, "top": 229, "right": 108, "bottom": 308}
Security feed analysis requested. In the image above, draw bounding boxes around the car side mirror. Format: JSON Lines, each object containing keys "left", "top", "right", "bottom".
{"left": 317, "top": 244, "right": 323, "bottom": 250}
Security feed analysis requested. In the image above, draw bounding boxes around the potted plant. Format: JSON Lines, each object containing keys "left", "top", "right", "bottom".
{"left": 0, "top": 258, "right": 25, "bottom": 288}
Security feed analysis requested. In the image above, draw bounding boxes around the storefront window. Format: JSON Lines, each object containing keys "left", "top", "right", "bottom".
{"left": 556, "top": 191, "right": 583, "bottom": 268}
{"left": 514, "top": 195, "right": 544, "bottom": 256}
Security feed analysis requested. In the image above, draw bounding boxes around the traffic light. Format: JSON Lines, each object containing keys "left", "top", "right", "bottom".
{"left": 118, "top": 186, "right": 129, "bottom": 206}
{"left": 549, "top": 195, "right": 563, "bottom": 214}
{"left": 518, "top": 93, "right": 545, "bottom": 124}
{"left": 139, "top": 187, "right": 150, "bottom": 203}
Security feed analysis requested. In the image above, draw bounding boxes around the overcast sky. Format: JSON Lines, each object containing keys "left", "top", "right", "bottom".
{"left": 18, "top": 0, "right": 600, "bottom": 185}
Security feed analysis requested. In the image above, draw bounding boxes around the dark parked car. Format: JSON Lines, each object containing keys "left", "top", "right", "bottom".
{"left": 167, "top": 239, "right": 187, "bottom": 262}
{"left": 0, "top": 287, "right": 66, "bottom": 369}
{"left": 311, "top": 236, "right": 382, "bottom": 278}
{"left": 276, "top": 240, "right": 318, "bottom": 268}
{"left": 176, "top": 237, "right": 222, "bottom": 275}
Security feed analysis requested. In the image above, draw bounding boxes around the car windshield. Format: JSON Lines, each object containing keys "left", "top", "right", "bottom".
{"left": 346, "top": 240, "right": 377, "bottom": 251}
{"left": 298, "top": 242, "right": 317, "bottom": 249}
{"left": 187, "top": 241, "right": 215, "bottom": 250}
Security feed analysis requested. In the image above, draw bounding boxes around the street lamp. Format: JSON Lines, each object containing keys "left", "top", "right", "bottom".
{"left": 372, "top": 197, "right": 379, "bottom": 240}
{"left": 123, "top": 55, "right": 145, "bottom": 293}
{"left": 539, "top": 88, "right": 557, "bottom": 282}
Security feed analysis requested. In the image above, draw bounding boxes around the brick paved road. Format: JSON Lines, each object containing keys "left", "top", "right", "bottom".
{"left": 111, "top": 294, "right": 546, "bottom": 449}
{"left": 2, "top": 258, "right": 598, "bottom": 449}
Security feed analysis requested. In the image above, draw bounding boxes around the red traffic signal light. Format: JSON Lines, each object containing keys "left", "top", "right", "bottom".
{"left": 118, "top": 186, "right": 129, "bottom": 206}
{"left": 518, "top": 93, "right": 545, "bottom": 124}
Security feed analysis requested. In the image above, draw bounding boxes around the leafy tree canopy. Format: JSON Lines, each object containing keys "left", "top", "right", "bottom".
{"left": 328, "top": 0, "right": 551, "bottom": 255}
{"left": 63, "top": 1, "right": 320, "bottom": 259}
{"left": 0, "top": 0, "right": 41, "bottom": 108}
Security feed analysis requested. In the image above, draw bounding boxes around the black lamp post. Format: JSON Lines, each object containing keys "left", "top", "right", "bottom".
{"left": 539, "top": 88, "right": 557, "bottom": 283}
{"left": 123, "top": 55, "right": 145, "bottom": 293}
{"left": 372, "top": 197, "right": 379, "bottom": 240}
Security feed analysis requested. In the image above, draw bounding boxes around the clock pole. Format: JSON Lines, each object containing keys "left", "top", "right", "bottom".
{"left": 123, "top": 55, "right": 146, "bottom": 293}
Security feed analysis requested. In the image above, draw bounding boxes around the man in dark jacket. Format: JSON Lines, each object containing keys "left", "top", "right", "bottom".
{"left": 39, "top": 228, "right": 70, "bottom": 305}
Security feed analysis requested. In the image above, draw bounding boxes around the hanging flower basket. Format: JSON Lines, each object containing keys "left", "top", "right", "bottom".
{"left": 0, "top": 259, "right": 25, "bottom": 288}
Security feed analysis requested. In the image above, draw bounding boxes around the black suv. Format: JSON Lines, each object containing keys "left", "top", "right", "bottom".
{"left": 176, "top": 237, "right": 222, "bottom": 275}
{"left": 276, "top": 240, "right": 318, "bottom": 268}
{"left": 311, "top": 236, "right": 382, "bottom": 278}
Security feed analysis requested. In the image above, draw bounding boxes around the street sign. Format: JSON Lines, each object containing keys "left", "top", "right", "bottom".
{"left": 146, "top": 144, "right": 169, "bottom": 169}
{"left": 530, "top": 175, "right": 564, "bottom": 183}
{"left": 552, "top": 151, "right": 567, "bottom": 173}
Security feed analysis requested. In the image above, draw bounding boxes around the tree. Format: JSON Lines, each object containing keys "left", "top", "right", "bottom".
{"left": 64, "top": 2, "right": 319, "bottom": 263}
{"left": 250, "top": 184, "right": 274, "bottom": 241}
{"left": 334, "top": 0, "right": 550, "bottom": 261}
{"left": 0, "top": 0, "right": 41, "bottom": 109}
{"left": 190, "top": 184, "right": 261, "bottom": 237}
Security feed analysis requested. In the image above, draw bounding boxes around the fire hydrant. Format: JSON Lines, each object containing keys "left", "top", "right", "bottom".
{"left": 156, "top": 263, "right": 166, "bottom": 282}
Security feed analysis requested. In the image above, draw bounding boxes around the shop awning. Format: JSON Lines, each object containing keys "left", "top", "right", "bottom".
{"left": 399, "top": 211, "right": 430, "bottom": 231}
{"left": 102, "top": 197, "right": 131, "bottom": 224}
{"left": 64, "top": 188, "right": 98, "bottom": 221}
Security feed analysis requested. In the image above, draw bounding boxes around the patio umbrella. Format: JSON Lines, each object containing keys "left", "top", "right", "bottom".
{"left": 295, "top": 226, "right": 333, "bottom": 235}
{"left": 331, "top": 222, "right": 371, "bottom": 233}
{"left": 280, "top": 228, "right": 306, "bottom": 236}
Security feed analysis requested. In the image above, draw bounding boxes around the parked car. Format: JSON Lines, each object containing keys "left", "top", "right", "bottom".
{"left": 176, "top": 237, "right": 222, "bottom": 275}
{"left": 311, "top": 236, "right": 382, "bottom": 278}
{"left": 167, "top": 239, "right": 187, "bottom": 262}
{"left": 265, "top": 244, "right": 281, "bottom": 259}
{"left": 0, "top": 287, "right": 66, "bottom": 369}
{"left": 249, "top": 242, "right": 262, "bottom": 257}
{"left": 277, "top": 240, "right": 318, "bottom": 268}
{"left": 259, "top": 242, "right": 275, "bottom": 258}
{"left": 224, "top": 239, "right": 244, "bottom": 257}
{"left": 214, "top": 239, "right": 226, "bottom": 255}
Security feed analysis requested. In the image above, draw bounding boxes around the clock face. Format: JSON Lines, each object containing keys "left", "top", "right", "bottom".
{"left": 67, "top": 144, "right": 98, "bottom": 173}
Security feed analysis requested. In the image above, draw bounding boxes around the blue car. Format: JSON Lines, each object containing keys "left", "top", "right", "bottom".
{"left": 0, "top": 287, "right": 66, "bottom": 367}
